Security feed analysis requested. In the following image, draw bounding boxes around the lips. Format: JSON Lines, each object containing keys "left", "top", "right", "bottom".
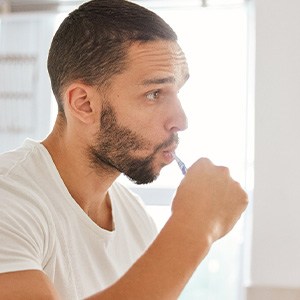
{"left": 163, "top": 143, "right": 178, "bottom": 155}
{"left": 162, "top": 144, "right": 178, "bottom": 164}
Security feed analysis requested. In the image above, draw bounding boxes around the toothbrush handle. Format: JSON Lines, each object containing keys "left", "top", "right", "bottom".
{"left": 174, "top": 155, "right": 187, "bottom": 175}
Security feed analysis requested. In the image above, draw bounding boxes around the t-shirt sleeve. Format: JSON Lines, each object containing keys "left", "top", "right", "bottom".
{"left": 0, "top": 178, "right": 53, "bottom": 274}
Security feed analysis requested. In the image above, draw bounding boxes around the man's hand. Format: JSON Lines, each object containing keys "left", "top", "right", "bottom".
{"left": 172, "top": 158, "right": 248, "bottom": 243}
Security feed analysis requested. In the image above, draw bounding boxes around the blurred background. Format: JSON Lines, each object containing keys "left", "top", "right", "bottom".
{"left": 0, "top": 0, "right": 299, "bottom": 299}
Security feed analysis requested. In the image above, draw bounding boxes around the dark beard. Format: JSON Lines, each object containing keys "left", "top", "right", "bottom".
{"left": 88, "top": 102, "right": 178, "bottom": 184}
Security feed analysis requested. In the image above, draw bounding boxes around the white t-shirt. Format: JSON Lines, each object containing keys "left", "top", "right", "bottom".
{"left": 0, "top": 139, "right": 157, "bottom": 299}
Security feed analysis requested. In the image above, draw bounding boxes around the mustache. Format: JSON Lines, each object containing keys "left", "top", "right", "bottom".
{"left": 153, "top": 133, "right": 179, "bottom": 154}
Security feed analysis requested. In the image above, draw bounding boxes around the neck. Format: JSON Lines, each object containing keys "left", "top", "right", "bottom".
{"left": 42, "top": 115, "right": 119, "bottom": 231}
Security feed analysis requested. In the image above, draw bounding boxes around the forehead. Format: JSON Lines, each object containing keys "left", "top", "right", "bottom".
{"left": 124, "top": 40, "right": 189, "bottom": 86}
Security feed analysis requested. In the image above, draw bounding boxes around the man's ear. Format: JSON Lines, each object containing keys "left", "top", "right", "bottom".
{"left": 65, "top": 83, "right": 98, "bottom": 124}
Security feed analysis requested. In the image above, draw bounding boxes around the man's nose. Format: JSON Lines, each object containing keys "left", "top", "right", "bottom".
{"left": 165, "top": 98, "right": 188, "bottom": 133}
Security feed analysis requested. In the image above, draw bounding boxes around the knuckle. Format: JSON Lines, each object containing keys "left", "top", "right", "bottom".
{"left": 243, "top": 192, "right": 249, "bottom": 203}
{"left": 199, "top": 157, "right": 211, "bottom": 164}
{"left": 232, "top": 181, "right": 248, "bottom": 202}
{"left": 219, "top": 165, "right": 230, "bottom": 175}
{"left": 239, "top": 189, "right": 249, "bottom": 205}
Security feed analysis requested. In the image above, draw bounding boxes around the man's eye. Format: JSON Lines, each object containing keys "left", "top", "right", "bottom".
{"left": 146, "top": 90, "right": 160, "bottom": 101}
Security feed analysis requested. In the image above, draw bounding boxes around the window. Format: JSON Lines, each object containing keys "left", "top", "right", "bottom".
{"left": 0, "top": 13, "right": 54, "bottom": 153}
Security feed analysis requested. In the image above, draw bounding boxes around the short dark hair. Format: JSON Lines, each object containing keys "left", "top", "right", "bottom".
{"left": 47, "top": 0, "right": 177, "bottom": 113}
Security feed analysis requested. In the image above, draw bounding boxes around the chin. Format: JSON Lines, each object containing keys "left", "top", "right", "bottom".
{"left": 126, "top": 171, "right": 159, "bottom": 185}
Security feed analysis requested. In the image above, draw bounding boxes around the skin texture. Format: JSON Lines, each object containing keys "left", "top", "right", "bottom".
{"left": 0, "top": 40, "right": 248, "bottom": 299}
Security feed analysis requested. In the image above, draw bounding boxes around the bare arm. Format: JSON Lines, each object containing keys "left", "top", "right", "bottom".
{"left": 0, "top": 270, "right": 61, "bottom": 300}
{"left": 0, "top": 158, "right": 248, "bottom": 300}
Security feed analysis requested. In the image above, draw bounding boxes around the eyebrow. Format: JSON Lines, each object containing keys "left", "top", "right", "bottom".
{"left": 140, "top": 73, "right": 190, "bottom": 86}
{"left": 140, "top": 76, "right": 176, "bottom": 86}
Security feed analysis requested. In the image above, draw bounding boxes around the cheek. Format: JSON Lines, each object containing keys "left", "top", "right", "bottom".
{"left": 110, "top": 94, "right": 169, "bottom": 147}
{"left": 102, "top": 123, "right": 147, "bottom": 152}
{"left": 122, "top": 107, "right": 165, "bottom": 136}
{"left": 125, "top": 121, "right": 164, "bottom": 149}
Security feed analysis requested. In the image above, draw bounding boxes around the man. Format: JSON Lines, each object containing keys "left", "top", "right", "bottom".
{"left": 0, "top": 0, "right": 248, "bottom": 299}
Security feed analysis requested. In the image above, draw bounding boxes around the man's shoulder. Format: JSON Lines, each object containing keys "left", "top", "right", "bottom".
{"left": 0, "top": 141, "right": 54, "bottom": 228}
{"left": 0, "top": 139, "right": 50, "bottom": 206}
{"left": 0, "top": 139, "right": 40, "bottom": 177}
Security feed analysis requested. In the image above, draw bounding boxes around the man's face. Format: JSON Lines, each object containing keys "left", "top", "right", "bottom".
{"left": 89, "top": 40, "right": 189, "bottom": 184}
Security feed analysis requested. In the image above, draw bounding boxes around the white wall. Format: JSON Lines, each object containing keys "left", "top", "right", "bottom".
{"left": 247, "top": 0, "right": 300, "bottom": 298}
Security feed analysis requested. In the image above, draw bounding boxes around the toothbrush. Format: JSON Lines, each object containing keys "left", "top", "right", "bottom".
{"left": 173, "top": 153, "right": 187, "bottom": 175}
